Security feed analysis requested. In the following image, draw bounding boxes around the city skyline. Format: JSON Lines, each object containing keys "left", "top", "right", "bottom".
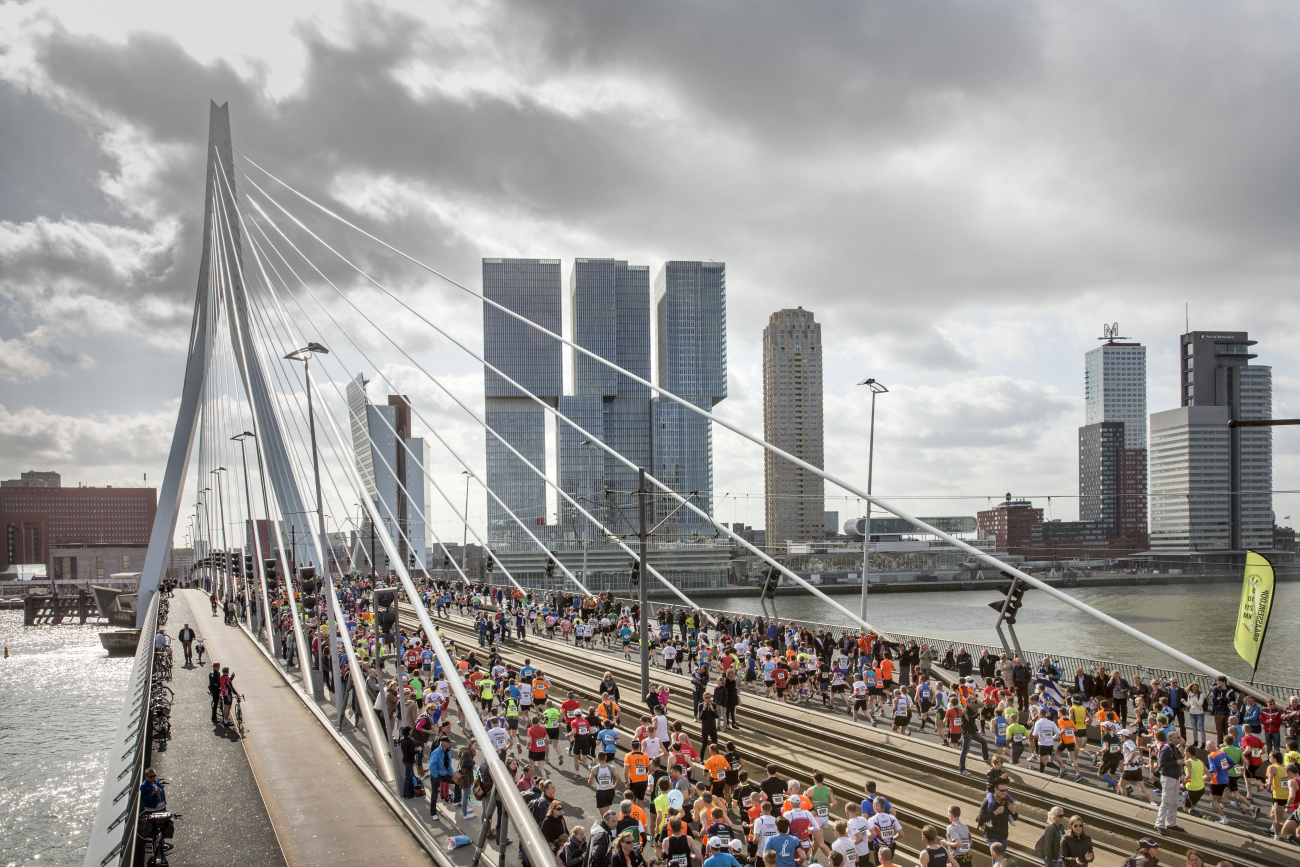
{"left": 1, "top": 5, "right": 1298, "bottom": 546}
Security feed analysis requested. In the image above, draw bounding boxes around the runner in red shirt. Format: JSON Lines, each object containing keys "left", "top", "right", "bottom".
{"left": 568, "top": 712, "right": 595, "bottom": 777}
{"left": 773, "top": 666, "right": 791, "bottom": 701}
{"left": 526, "top": 717, "right": 549, "bottom": 776}
{"left": 560, "top": 691, "right": 583, "bottom": 724}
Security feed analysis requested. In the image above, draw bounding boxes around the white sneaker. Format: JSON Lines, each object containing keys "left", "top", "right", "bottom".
{"left": 463, "top": 812, "right": 477, "bottom": 819}
{"left": 1218, "top": 817, "right": 1230, "bottom": 825}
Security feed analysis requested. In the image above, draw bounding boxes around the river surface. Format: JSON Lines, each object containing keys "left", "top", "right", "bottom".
{"left": 0, "top": 611, "right": 133, "bottom": 866}
{"left": 703, "top": 582, "right": 1299, "bottom": 686}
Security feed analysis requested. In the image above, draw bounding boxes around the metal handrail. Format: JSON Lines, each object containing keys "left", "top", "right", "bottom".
{"left": 83, "top": 593, "right": 160, "bottom": 867}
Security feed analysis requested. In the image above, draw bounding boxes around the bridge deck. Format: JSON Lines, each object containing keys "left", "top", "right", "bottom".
{"left": 181, "top": 590, "right": 432, "bottom": 866}
{"left": 420, "top": 608, "right": 1291, "bottom": 867}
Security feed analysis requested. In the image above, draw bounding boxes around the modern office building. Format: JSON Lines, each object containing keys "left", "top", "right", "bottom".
{"left": 1, "top": 479, "right": 157, "bottom": 573}
{"left": 652, "top": 261, "right": 727, "bottom": 535}
{"left": 560, "top": 259, "right": 652, "bottom": 540}
{"left": 761, "top": 307, "right": 825, "bottom": 551}
{"left": 482, "top": 258, "right": 562, "bottom": 546}
{"left": 346, "top": 375, "right": 429, "bottom": 569}
{"left": 2, "top": 470, "right": 61, "bottom": 488}
{"left": 1150, "top": 331, "right": 1272, "bottom": 551}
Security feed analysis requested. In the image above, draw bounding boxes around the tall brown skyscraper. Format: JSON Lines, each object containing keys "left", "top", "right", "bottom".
{"left": 762, "top": 308, "right": 824, "bottom": 552}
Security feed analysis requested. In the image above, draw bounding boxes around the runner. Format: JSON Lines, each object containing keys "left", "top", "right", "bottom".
{"left": 588, "top": 749, "right": 624, "bottom": 812}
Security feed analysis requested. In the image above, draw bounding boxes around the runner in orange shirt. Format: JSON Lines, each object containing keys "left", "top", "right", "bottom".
{"left": 704, "top": 744, "right": 731, "bottom": 799}
{"left": 624, "top": 739, "right": 652, "bottom": 806}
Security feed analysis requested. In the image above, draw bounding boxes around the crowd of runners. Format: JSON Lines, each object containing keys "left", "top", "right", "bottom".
{"left": 192, "top": 570, "right": 1299, "bottom": 862}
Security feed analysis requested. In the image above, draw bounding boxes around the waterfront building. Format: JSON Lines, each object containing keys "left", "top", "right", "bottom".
{"left": 482, "top": 258, "right": 562, "bottom": 546}
{"left": 761, "top": 307, "right": 825, "bottom": 552}
{"left": 1, "top": 480, "right": 157, "bottom": 573}
{"left": 1150, "top": 331, "right": 1272, "bottom": 551}
{"left": 652, "top": 261, "right": 727, "bottom": 535}
{"left": 976, "top": 496, "right": 1044, "bottom": 556}
{"left": 347, "top": 375, "right": 429, "bottom": 569}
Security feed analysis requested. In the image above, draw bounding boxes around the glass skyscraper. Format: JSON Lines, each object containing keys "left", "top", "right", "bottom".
{"left": 483, "top": 258, "right": 561, "bottom": 546}
{"left": 652, "top": 261, "right": 727, "bottom": 534}
{"left": 561, "top": 259, "right": 652, "bottom": 540}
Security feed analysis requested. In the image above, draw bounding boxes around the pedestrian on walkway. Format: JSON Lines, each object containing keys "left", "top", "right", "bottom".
{"left": 1040, "top": 806, "right": 1065, "bottom": 867}
{"left": 178, "top": 624, "right": 196, "bottom": 666}
{"left": 208, "top": 662, "right": 222, "bottom": 723}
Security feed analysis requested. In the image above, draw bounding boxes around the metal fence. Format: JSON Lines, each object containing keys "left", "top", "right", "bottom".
{"left": 82, "top": 594, "right": 159, "bottom": 867}
{"left": 641, "top": 599, "right": 1299, "bottom": 704}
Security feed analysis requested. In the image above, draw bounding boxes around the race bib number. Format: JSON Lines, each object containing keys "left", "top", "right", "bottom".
{"left": 1013, "top": 733, "right": 1024, "bottom": 743}
{"left": 816, "top": 806, "right": 829, "bottom": 817}
{"left": 671, "top": 855, "right": 688, "bottom": 867}
{"left": 881, "top": 827, "right": 896, "bottom": 843}
{"left": 534, "top": 737, "right": 546, "bottom": 749}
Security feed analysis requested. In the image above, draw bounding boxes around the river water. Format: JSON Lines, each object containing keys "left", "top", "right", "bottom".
{"left": 704, "top": 582, "right": 1299, "bottom": 686}
{"left": 0, "top": 611, "right": 132, "bottom": 865}
{"left": 0, "top": 582, "right": 1296, "bottom": 865}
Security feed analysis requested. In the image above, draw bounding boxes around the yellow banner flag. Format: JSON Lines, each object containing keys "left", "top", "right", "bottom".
{"left": 1233, "top": 551, "right": 1275, "bottom": 670}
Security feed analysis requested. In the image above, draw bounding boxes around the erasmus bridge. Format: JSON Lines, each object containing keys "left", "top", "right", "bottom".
{"left": 80, "top": 103, "right": 1286, "bottom": 867}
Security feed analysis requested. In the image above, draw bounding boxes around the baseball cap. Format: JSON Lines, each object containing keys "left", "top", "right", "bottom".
{"left": 709, "top": 839, "right": 725, "bottom": 849}
{"left": 1119, "top": 729, "right": 1131, "bottom": 736}
{"left": 1138, "top": 838, "right": 1159, "bottom": 849}
{"left": 730, "top": 840, "right": 744, "bottom": 852}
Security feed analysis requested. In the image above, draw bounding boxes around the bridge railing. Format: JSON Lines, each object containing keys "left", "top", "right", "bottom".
{"left": 639, "top": 599, "right": 1299, "bottom": 705}
{"left": 82, "top": 593, "right": 160, "bottom": 867}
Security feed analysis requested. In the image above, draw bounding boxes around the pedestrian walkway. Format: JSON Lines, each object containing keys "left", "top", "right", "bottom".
{"left": 152, "top": 591, "right": 285, "bottom": 867}
{"left": 181, "top": 590, "right": 432, "bottom": 866}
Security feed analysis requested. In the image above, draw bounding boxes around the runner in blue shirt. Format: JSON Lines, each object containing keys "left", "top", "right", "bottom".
{"left": 762, "top": 820, "right": 805, "bottom": 867}
{"left": 596, "top": 721, "right": 620, "bottom": 757}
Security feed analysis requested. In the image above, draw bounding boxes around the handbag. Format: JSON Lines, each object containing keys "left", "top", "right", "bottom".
{"left": 452, "top": 769, "right": 470, "bottom": 788}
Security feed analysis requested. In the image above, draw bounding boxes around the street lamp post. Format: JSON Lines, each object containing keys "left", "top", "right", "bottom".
{"left": 197, "top": 490, "right": 210, "bottom": 589}
{"left": 232, "top": 431, "right": 266, "bottom": 635}
{"left": 460, "top": 470, "right": 471, "bottom": 575}
{"left": 211, "top": 468, "right": 230, "bottom": 602}
{"left": 855, "top": 378, "right": 888, "bottom": 622}
{"left": 285, "top": 341, "right": 331, "bottom": 702}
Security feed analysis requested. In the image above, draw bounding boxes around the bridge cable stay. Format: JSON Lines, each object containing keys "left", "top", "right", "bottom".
{"left": 233, "top": 171, "right": 717, "bottom": 622}
{"left": 225, "top": 159, "right": 576, "bottom": 601}
{"left": 236, "top": 155, "right": 1236, "bottom": 676}
{"left": 235, "top": 178, "right": 659, "bottom": 605}
{"left": 233, "top": 193, "right": 489, "bottom": 595}
{"left": 215, "top": 183, "right": 415, "bottom": 775}
{"left": 230, "top": 167, "right": 611, "bottom": 603}
{"left": 235, "top": 167, "right": 853, "bottom": 629}
{"left": 232, "top": 157, "right": 871, "bottom": 632}
{"left": 221, "top": 207, "right": 560, "bottom": 866}
{"left": 210, "top": 187, "right": 314, "bottom": 686}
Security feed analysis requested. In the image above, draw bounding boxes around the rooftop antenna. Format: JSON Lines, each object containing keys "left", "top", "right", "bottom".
{"left": 1185, "top": 302, "right": 1189, "bottom": 334}
{"left": 1098, "top": 322, "right": 1127, "bottom": 344}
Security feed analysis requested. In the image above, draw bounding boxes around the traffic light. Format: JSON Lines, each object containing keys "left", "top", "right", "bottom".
{"left": 988, "top": 577, "right": 1028, "bottom": 625}
{"left": 442, "top": 554, "right": 451, "bottom": 569}
{"left": 373, "top": 587, "right": 399, "bottom": 631}
{"left": 544, "top": 556, "right": 556, "bottom": 578}
{"left": 408, "top": 552, "right": 416, "bottom": 570}
{"left": 232, "top": 553, "right": 244, "bottom": 579}
{"left": 298, "top": 566, "right": 318, "bottom": 609}
{"left": 761, "top": 564, "right": 780, "bottom": 599}
{"left": 264, "top": 559, "right": 279, "bottom": 591}
{"left": 629, "top": 559, "right": 640, "bottom": 587}
{"left": 485, "top": 556, "right": 494, "bottom": 574}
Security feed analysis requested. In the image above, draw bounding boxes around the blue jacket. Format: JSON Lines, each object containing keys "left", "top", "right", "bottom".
{"left": 429, "top": 745, "right": 453, "bottom": 778}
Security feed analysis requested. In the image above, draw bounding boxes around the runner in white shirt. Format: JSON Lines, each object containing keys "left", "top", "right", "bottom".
{"left": 852, "top": 677, "right": 873, "bottom": 725}
{"left": 752, "top": 807, "right": 780, "bottom": 851}
{"left": 843, "top": 803, "right": 873, "bottom": 863}
{"left": 830, "top": 821, "right": 858, "bottom": 867}
{"left": 890, "top": 690, "right": 914, "bottom": 736}
{"left": 865, "top": 807, "right": 904, "bottom": 855}
{"left": 946, "top": 807, "right": 972, "bottom": 867}
{"left": 1031, "top": 711, "right": 1059, "bottom": 774}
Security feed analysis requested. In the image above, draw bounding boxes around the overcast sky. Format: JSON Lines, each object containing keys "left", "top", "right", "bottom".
{"left": 2, "top": 1, "right": 1298, "bottom": 544}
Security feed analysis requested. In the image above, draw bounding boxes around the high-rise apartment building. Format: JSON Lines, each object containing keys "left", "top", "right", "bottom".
{"left": 652, "top": 261, "right": 727, "bottom": 534}
{"left": 347, "top": 375, "right": 429, "bottom": 569}
{"left": 483, "top": 258, "right": 562, "bottom": 546}
{"left": 762, "top": 307, "right": 825, "bottom": 551}
{"left": 560, "top": 259, "right": 652, "bottom": 539}
{"left": 1079, "top": 337, "right": 1148, "bottom": 545}
{"left": 1151, "top": 331, "right": 1272, "bottom": 551}
{"left": 2, "top": 470, "right": 61, "bottom": 488}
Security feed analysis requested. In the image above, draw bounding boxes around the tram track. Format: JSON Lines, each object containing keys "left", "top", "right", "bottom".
{"left": 405, "top": 606, "right": 1293, "bottom": 867}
